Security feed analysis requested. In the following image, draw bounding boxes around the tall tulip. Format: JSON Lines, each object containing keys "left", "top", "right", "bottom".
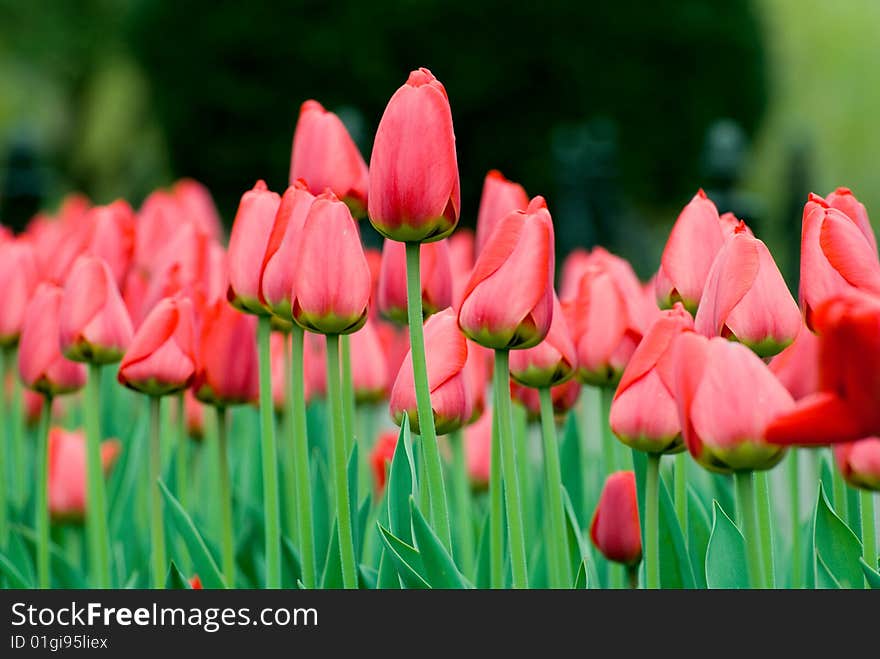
{"left": 172, "top": 178, "right": 223, "bottom": 241}
{"left": 448, "top": 228, "right": 475, "bottom": 308}
{"left": 474, "top": 170, "right": 529, "bottom": 256}
{"left": 768, "top": 326, "right": 820, "bottom": 401}
{"left": 378, "top": 239, "right": 452, "bottom": 325}
{"left": 349, "top": 319, "right": 389, "bottom": 404}
{"left": 834, "top": 436, "right": 880, "bottom": 574}
{"left": 0, "top": 239, "right": 39, "bottom": 347}
{"left": 192, "top": 300, "right": 258, "bottom": 407}
{"left": 85, "top": 201, "right": 136, "bottom": 287}
{"left": 46, "top": 429, "right": 120, "bottom": 522}
{"left": 590, "top": 471, "right": 642, "bottom": 582}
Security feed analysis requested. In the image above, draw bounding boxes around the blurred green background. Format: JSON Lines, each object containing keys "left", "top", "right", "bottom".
{"left": 1, "top": 0, "right": 878, "bottom": 284}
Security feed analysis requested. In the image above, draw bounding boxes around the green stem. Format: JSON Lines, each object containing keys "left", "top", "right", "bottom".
{"left": 149, "top": 396, "right": 165, "bottom": 589}
{"left": 404, "top": 241, "right": 452, "bottom": 549}
{"left": 11, "top": 350, "right": 25, "bottom": 510}
{"left": 35, "top": 395, "right": 52, "bottom": 588}
{"left": 734, "top": 471, "right": 765, "bottom": 589}
{"left": 788, "top": 450, "right": 801, "bottom": 588}
{"left": 578, "top": 390, "right": 594, "bottom": 518}
{"left": 539, "top": 386, "right": 571, "bottom": 588}
{"left": 489, "top": 395, "right": 505, "bottom": 588}
{"left": 290, "top": 327, "right": 316, "bottom": 588}
{"left": 674, "top": 451, "right": 688, "bottom": 540}
{"left": 84, "top": 363, "right": 111, "bottom": 588}
{"left": 341, "top": 335, "right": 356, "bottom": 455}
{"left": 326, "top": 334, "right": 358, "bottom": 588}
{"left": 754, "top": 470, "right": 775, "bottom": 588}
{"left": 599, "top": 386, "right": 616, "bottom": 475}
{"left": 832, "top": 457, "right": 847, "bottom": 517}
{"left": 493, "top": 350, "right": 528, "bottom": 588}
{"left": 175, "top": 393, "right": 187, "bottom": 512}
{"left": 0, "top": 350, "right": 8, "bottom": 550}
{"left": 281, "top": 336, "right": 298, "bottom": 545}
{"left": 449, "top": 429, "right": 476, "bottom": 579}
{"left": 861, "top": 490, "right": 877, "bottom": 582}
{"left": 627, "top": 563, "right": 640, "bottom": 589}
{"left": 216, "top": 406, "right": 235, "bottom": 587}
{"left": 645, "top": 453, "right": 661, "bottom": 589}
{"left": 257, "top": 317, "right": 281, "bottom": 588}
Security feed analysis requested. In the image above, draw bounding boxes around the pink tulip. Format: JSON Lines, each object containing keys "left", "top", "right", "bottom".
{"left": 0, "top": 239, "right": 38, "bottom": 347}
{"left": 47, "top": 428, "right": 120, "bottom": 522}
{"left": 509, "top": 294, "right": 577, "bottom": 388}
{"left": 510, "top": 379, "right": 581, "bottom": 422}
{"left": 474, "top": 170, "right": 529, "bottom": 255}
{"left": 269, "top": 331, "right": 289, "bottom": 412}
{"left": 448, "top": 228, "right": 475, "bottom": 309}
{"left": 349, "top": 319, "right": 389, "bottom": 403}
{"left": 370, "top": 430, "right": 398, "bottom": 492}
{"left": 134, "top": 190, "right": 182, "bottom": 275}
{"left": 85, "top": 200, "right": 136, "bottom": 287}
{"left": 768, "top": 326, "right": 820, "bottom": 401}
{"left": 464, "top": 408, "right": 492, "bottom": 488}
{"left": 463, "top": 339, "right": 492, "bottom": 423}
{"left": 183, "top": 390, "right": 206, "bottom": 440}
{"left": 834, "top": 438, "right": 880, "bottom": 491}
{"left": 377, "top": 239, "right": 452, "bottom": 325}
{"left": 192, "top": 299, "right": 258, "bottom": 406}
{"left": 172, "top": 178, "right": 223, "bottom": 241}
{"left": 590, "top": 471, "right": 642, "bottom": 566}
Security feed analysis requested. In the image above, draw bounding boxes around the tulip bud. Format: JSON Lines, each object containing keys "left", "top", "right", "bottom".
{"left": 291, "top": 192, "right": 371, "bottom": 335}
{"left": 768, "top": 326, "right": 819, "bottom": 401}
{"left": 391, "top": 308, "right": 472, "bottom": 434}
{"left": 47, "top": 428, "right": 120, "bottom": 522}
{"left": 18, "top": 284, "right": 87, "bottom": 396}
{"left": 448, "top": 228, "right": 475, "bottom": 308}
{"left": 377, "top": 321, "right": 409, "bottom": 392}
{"left": 368, "top": 68, "right": 460, "bottom": 242}
{"left": 510, "top": 379, "right": 581, "bottom": 422}
{"left": 350, "top": 319, "right": 389, "bottom": 403}
{"left": 509, "top": 294, "right": 577, "bottom": 388}
{"left": 475, "top": 170, "right": 529, "bottom": 255}
{"left": 269, "top": 331, "right": 288, "bottom": 412}
{"left": 370, "top": 430, "right": 398, "bottom": 492}
{"left": 0, "top": 239, "right": 38, "bottom": 347}
{"left": 290, "top": 100, "right": 369, "bottom": 217}
{"left": 590, "top": 471, "right": 642, "bottom": 566}
{"left": 464, "top": 339, "right": 491, "bottom": 423}
{"left": 227, "top": 180, "right": 282, "bottom": 316}
{"left": 172, "top": 178, "right": 223, "bottom": 241}
{"left": 559, "top": 248, "right": 590, "bottom": 302}
{"left": 611, "top": 304, "right": 692, "bottom": 454}
{"left": 377, "top": 239, "right": 452, "bottom": 325}
{"left": 192, "top": 300, "right": 259, "bottom": 407}
{"left": 59, "top": 256, "right": 134, "bottom": 364}
{"left": 464, "top": 408, "right": 492, "bottom": 488}
{"left": 183, "top": 390, "right": 205, "bottom": 441}
{"left": 134, "top": 190, "right": 182, "bottom": 276}
{"left": 118, "top": 296, "right": 197, "bottom": 397}
{"left": 834, "top": 437, "right": 880, "bottom": 491}
{"left": 85, "top": 200, "right": 136, "bottom": 287}
{"left": 458, "top": 197, "right": 555, "bottom": 350}
{"left": 24, "top": 389, "right": 65, "bottom": 428}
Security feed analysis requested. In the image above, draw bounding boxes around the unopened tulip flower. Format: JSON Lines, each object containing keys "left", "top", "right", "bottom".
{"left": 368, "top": 68, "right": 460, "bottom": 242}
{"left": 0, "top": 239, "right": 38, "bottom": 347}
{"left": 227, "top": 180, "right": 282, "bottom": 316}
{"left": 378, "top": 239, "right": 452, "bottom": 324}
{"left": 24, "top": 389, "right": 64, "bottom": 428}
{"left": 349, "top": 319, "right": 389, "bottom": 403}
{"left": 448, "top": 228, "right": 475, "bottom": 308}
{"left": 656, "top": 189, "right": 726, "bottom": 312}
{"left": 18, "top": 283, "right": 87, "bottom": 396}
{"left": 510, "top": 379, "right": 581, "bottom": 421}
{"left": 464, "top": 339, "right": 491, "bottom": 422}
{"left": 834, "top": 438, "right": 880, "bottom": 492}
{"left": 590, "top": 471, "right": 642, "bottom": 567}
{"left": 172, "top": 178, "right": 223, "bottom": 241}
{"left": 611, "top": 304, "right": 692, "bottom": 454}
{"left": 289, "top": 100, "right": 369, "bottom": 216}
{"left": 59, "top": 256, "right": 134, "bottom": 364}
{"left": 85, "top": 200, "right": 136, "bottom": 287}
{"left": 184, "top": 390, "right": 205, "bottom": 440}
{"left": 768, "top": 326, "right": 819, "bottom": 401}
{"left": 465, "top": 408, "right": 492, "bottom": 488}
{"left": 509, "top": 295, "right": 576, "bottom": 388}
{"left": 122, "top": 269, "right": 150, "bottom": 329}
{"left": 46, "top": 428, "right": 120, "bottom": 522}
{"left": 376, "top": 321, "right": 409, "bottom": 392}
{"left": 695, "top": 223, "right": 800, "bottom": 356}
{"left": 134, "top": 190, "right": 182, "bottom": 275}
{"left": 475, "top": 170, "right": 529, "bottom": 255}
{"left": 391, "top": 308, "right": 472, "bottom": 434}
{"left": 458, "top": 197, "right": 555, "bottom": 350}
{"left": 291, "top": 191, "right": 371, "bottom": 335}
{"left": 117, "top": 296, "right": 197, "bottom": 396}
{"left": 192, "top": 300, "right": 258, "bottom": 407}
{"left": 370, "top": 431, "right": 398, "bottom": 492}
{"left": 559, "top": 248, "right": 590, "bottom": 302}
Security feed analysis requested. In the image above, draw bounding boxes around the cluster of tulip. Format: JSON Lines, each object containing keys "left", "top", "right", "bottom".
{"left": 0, "top": 67, "right": 878, "bottom": 590}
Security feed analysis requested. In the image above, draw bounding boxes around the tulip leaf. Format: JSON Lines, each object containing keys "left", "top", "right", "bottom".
{"left": 859, "top": 558, "right": 880, "bottom": 589}
{"left": 347, "top": 444, "right": 360, "bottom": 558}
{"left": 165, "top": 560, "right": 191, "bottom": 589}
{"left": 358, "top": 564, "right": 378, "bottom": 590}
{"left": 376, "top": 549, "right": 401, "bottom": 589}
{"left": 387, "top": 418, "right": 415, "bottom": 544}
{"left": 321, "top": 523, "right": 343, "bottom": 589}
{"left": 705, "top": 500, "right": 749, "bottom": 589}
{"left": 474, "top": 510, "right": 493, "bottom": 589}
{"left": 560, "top": 413, "right": 585, "bottom": 526}
{"left": 815, "top": 553, "right": 841, "bottom": 589}
{"left": 687, "top": 485, "right": 712, "bottom": 589}
{"left": 377, "top": 523, "right": 429, "bottom": 589}
{"left": 0, "top": 551, "right": 30, "bottom": 588}
{"left": 574, "top": 559, "right": 589, "bottom": 589}
{"left": 5, "top": 530, "right": 35, "bottom": 587}
{"left": 14, "top": 524, "right": 88, "bottom": 589}
{"left": 356, "top": 494, "right": 372, "bottom": 562}
{"left": 561, "top": 486, "right": 588, "bottom": 579}
{"left": 159, "top": 480, "right": 226, "bottom": 589}
{"left": 282, "top": 536, "right": 303, "bottom": 589}
{"left": 813, "top": 482, "right": 862, "bottom": 589}
{"left": 409, "top": 497, "right": 472, "bottom": 589}
{"left": 311, "top": 448, "right": 331, "bottom": 572}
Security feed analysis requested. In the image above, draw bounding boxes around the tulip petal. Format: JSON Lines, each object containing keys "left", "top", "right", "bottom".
{"left": 819, "top": 208, "right": 880, "bottom": 295}
{"left": 765, "top": 392, "right": 864, "bottom": 446}
{"left": 694, "top": 233, "right": 759, "bottom": 338}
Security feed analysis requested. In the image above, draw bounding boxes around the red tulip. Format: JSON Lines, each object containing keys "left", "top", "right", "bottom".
{"left": 463, "top": 339, "right": 492, "bottom": 423}
{"left": 289, "top": 100, "right": 369, "bottom": 217}
{"left": 656, "top": 189, "right": 726, "bottom": 312}
{"left": 610, "top": 304, "right": 693, "bottom": 454}
{"left": 834, "top": 438, "right": 880, "bottom": 491}
{"left": 448, "top": 228, "right": 475, "bottom": 308}
{"left": 134, "top": 190, "right": 182, "bottom": 275}
{"left": 142, "top": 222, "right": 215, "bottom": 317}
{"left": 227, "top": 180, "right": 282, "bottom": 315}
{"left": 390, "top": 308, "right": 472, "bottom": 434}
{"left": 118, "top": 296, "right": 197, "bottom": 396}
{"left": 510, "top": 379, "right": 581, "bottom": 422}
{"left": 694, "top": 223, "right": 800, "bottom": 356}
{"left": 85, "top": 200, "right": 136, "bottom": 287}
{"left": 659, "top": 332, "right": 792, "bottom": 472}
{"left": 261, "top": 181, "right": 316, "bottom": 320}
{"left": 509, "top": 294, "right": 576, "bottom": 388}
{"left": 122, "top": 268, "right": 150, "bottom": 329}
{"left": 377, "top": 238, "right": 452, "bottom": 325}
{"left": 291, "top": 192, "right": 371, "bottom": 335}
{"left": 349, "top": 319, "right": 389, "bottom": 403}
{"left": 377, "top": 321, "right": 409, "bottom": 393}
{"left": 370, "top": 430, "right": 398, "bottom": 492}
{"left": 59, "top": 256, "right": 134, "bottom": 364}
{"left": 47, "top": 428, "right": 120, "bottom": 522}
{"left": 183, "top": 390, "right": 205, "bottom": 440}
{"left": 464, "top": 408, "right": 492, "bottom": 488}
{"left": 590, "top": 471, "right": 642, "bottom": 566}
{"left": 559, "top": 248, "right": 590, "bottom": 302}
{"left": 458, "top": 197, "right": 555, "bottom": 350}
{"left": 768, "top": 326, "right": 819, "bottom": 401}
{"left": 826, "top": 187, "right": 877, "bottom": 253}
{"left": 192, "top": 299, "right": 258, "bottom": 407}
{"left": 475, "top": 170, "right": 529, "bottom": 255}
{"left": 0, "top": 238, "right": 38, "bottom": 347}
{"left": 368, "top": 67, "right": 460, "bottom": 243}
{"left": 18, "top": 284, "right": 87, "bottom": 396}
{"left": 799, "top": 191, "right": 880, "bottom": 330}
{"left": 189, "top": 575, "right": 203, "bottom": 590}
{"left": 172, "top": 178, "right": 223, "bottom": 241}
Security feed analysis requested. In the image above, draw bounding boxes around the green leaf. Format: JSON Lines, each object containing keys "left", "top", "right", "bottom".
{"left": 347, "top": 443, "right": 360, "bottom": 558}
{"left": 159, "top": 480, "right": 226, "bottom": 589}
{"left": 687, "top": 485, "right": 712, "bottom": 589}
{"left": 358, "top": 564, "right": 378, "bottom": 590}
{"left": 14, "top": 525, "right": 88, "bottom": 589}
{"left": 356, "top": 494, "right": 372, "bottom": 563}
{"left": 387, "top": 419, "right": 415, "bottom": 544}
{"left": 0, "top": 551, "right": 30, "bottom": 588}
{"left": 377, "top": 523, "right": 429, "bottom": 589}
{"left": 321, "top": 523, "right": 343, "bottom": 589}
{"left": 859, "top": 558, "right": 880, "bottom": 588}
{"left": 705, "top": 501, "right": 749, "bottom": 589}
{"left": 561, "top": 486, "right": 587, "bottom": 579}
{"left": 165, "top": 561, "right": 191, "bottom": 589}
{"left": 815, "top": 553, "right": 842, "bottom": 589}
{"left": 409, "top": 497, "right": 471, "bottom": 589}
{"left": 311, "top": 448, "right": 331, "bottom": 571}
{"left": 282, "top": 536, "right": 303, "bottom": 589}
{"left": 376, "top": 549, "right": 401, "bottom": 589}
{"left": 574, "top": 559, "right": 589, "bottom": 589}
{"left": 813, "top": 482, "right": 863, "bottom": 588}
{"left": 560, "top": 413, "right": 585, "bottom": 527}
{"left": 473, "top": 510, "right": 493, "bottom": 589}
{"left": 6, "top": 531, "right": 35, "bottom": 587}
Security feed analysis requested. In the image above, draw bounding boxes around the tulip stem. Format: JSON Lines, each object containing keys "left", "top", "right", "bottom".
{"left": 489, "top": 396, "right": 505, "bottom": 588}
{"left": 788, "top": 451, "right": 801, "bottom": 588}
{"left": 281, "top": 336, "right": 298, "bottom": 546}
{"left": 35, "top": 394, "right": 52, "bottom": 588}
{"left": 149, "top": 396, "right": 166, "bottom": 589}
{"left": 627, "top": 564, "right": 640, "bottom": 590}
{"left": 175, "top": 393, "right": 188, "bottom": 512}
{"left": 10, "top": 349, "right": 25, "bottom": 510}
{"left": 539, "top": 386, "right": 571, "bottom": 588}
{"left": 215, "top": 406, "right": 235, "bottom": 588}
{"left": 644, "top": 453, "right": 661, "bottom": 589}
{"left": 341, "top": 335, "right": 356, "bottom": 455}
{"left": 404, "top": 242, "right": 452, "bottom": 550}
{"left": 734, "top": 471, "right": 765, "bottom": 589}
{"left": 449, "top": 429, "right": 476, "bottom": 579}
{"left": 84, "top": 363, "right": 111, "bottom": 588}
{"left": 755, "top": 471, "right": 775, "bottom": 588}
{"left": 257, "top": 317, "right": 282, "bottom": 589}
{"left": 862, "top": 490, "right": 877, "bottom": 582}
{"left": 290, "top": 327, "right": 316, "bottom": 589}
{"left": 493, "top": 350, "right": 528, "bottom": 588}
{"left": 674, "top": 452, "right": 688, "bottom": 540}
